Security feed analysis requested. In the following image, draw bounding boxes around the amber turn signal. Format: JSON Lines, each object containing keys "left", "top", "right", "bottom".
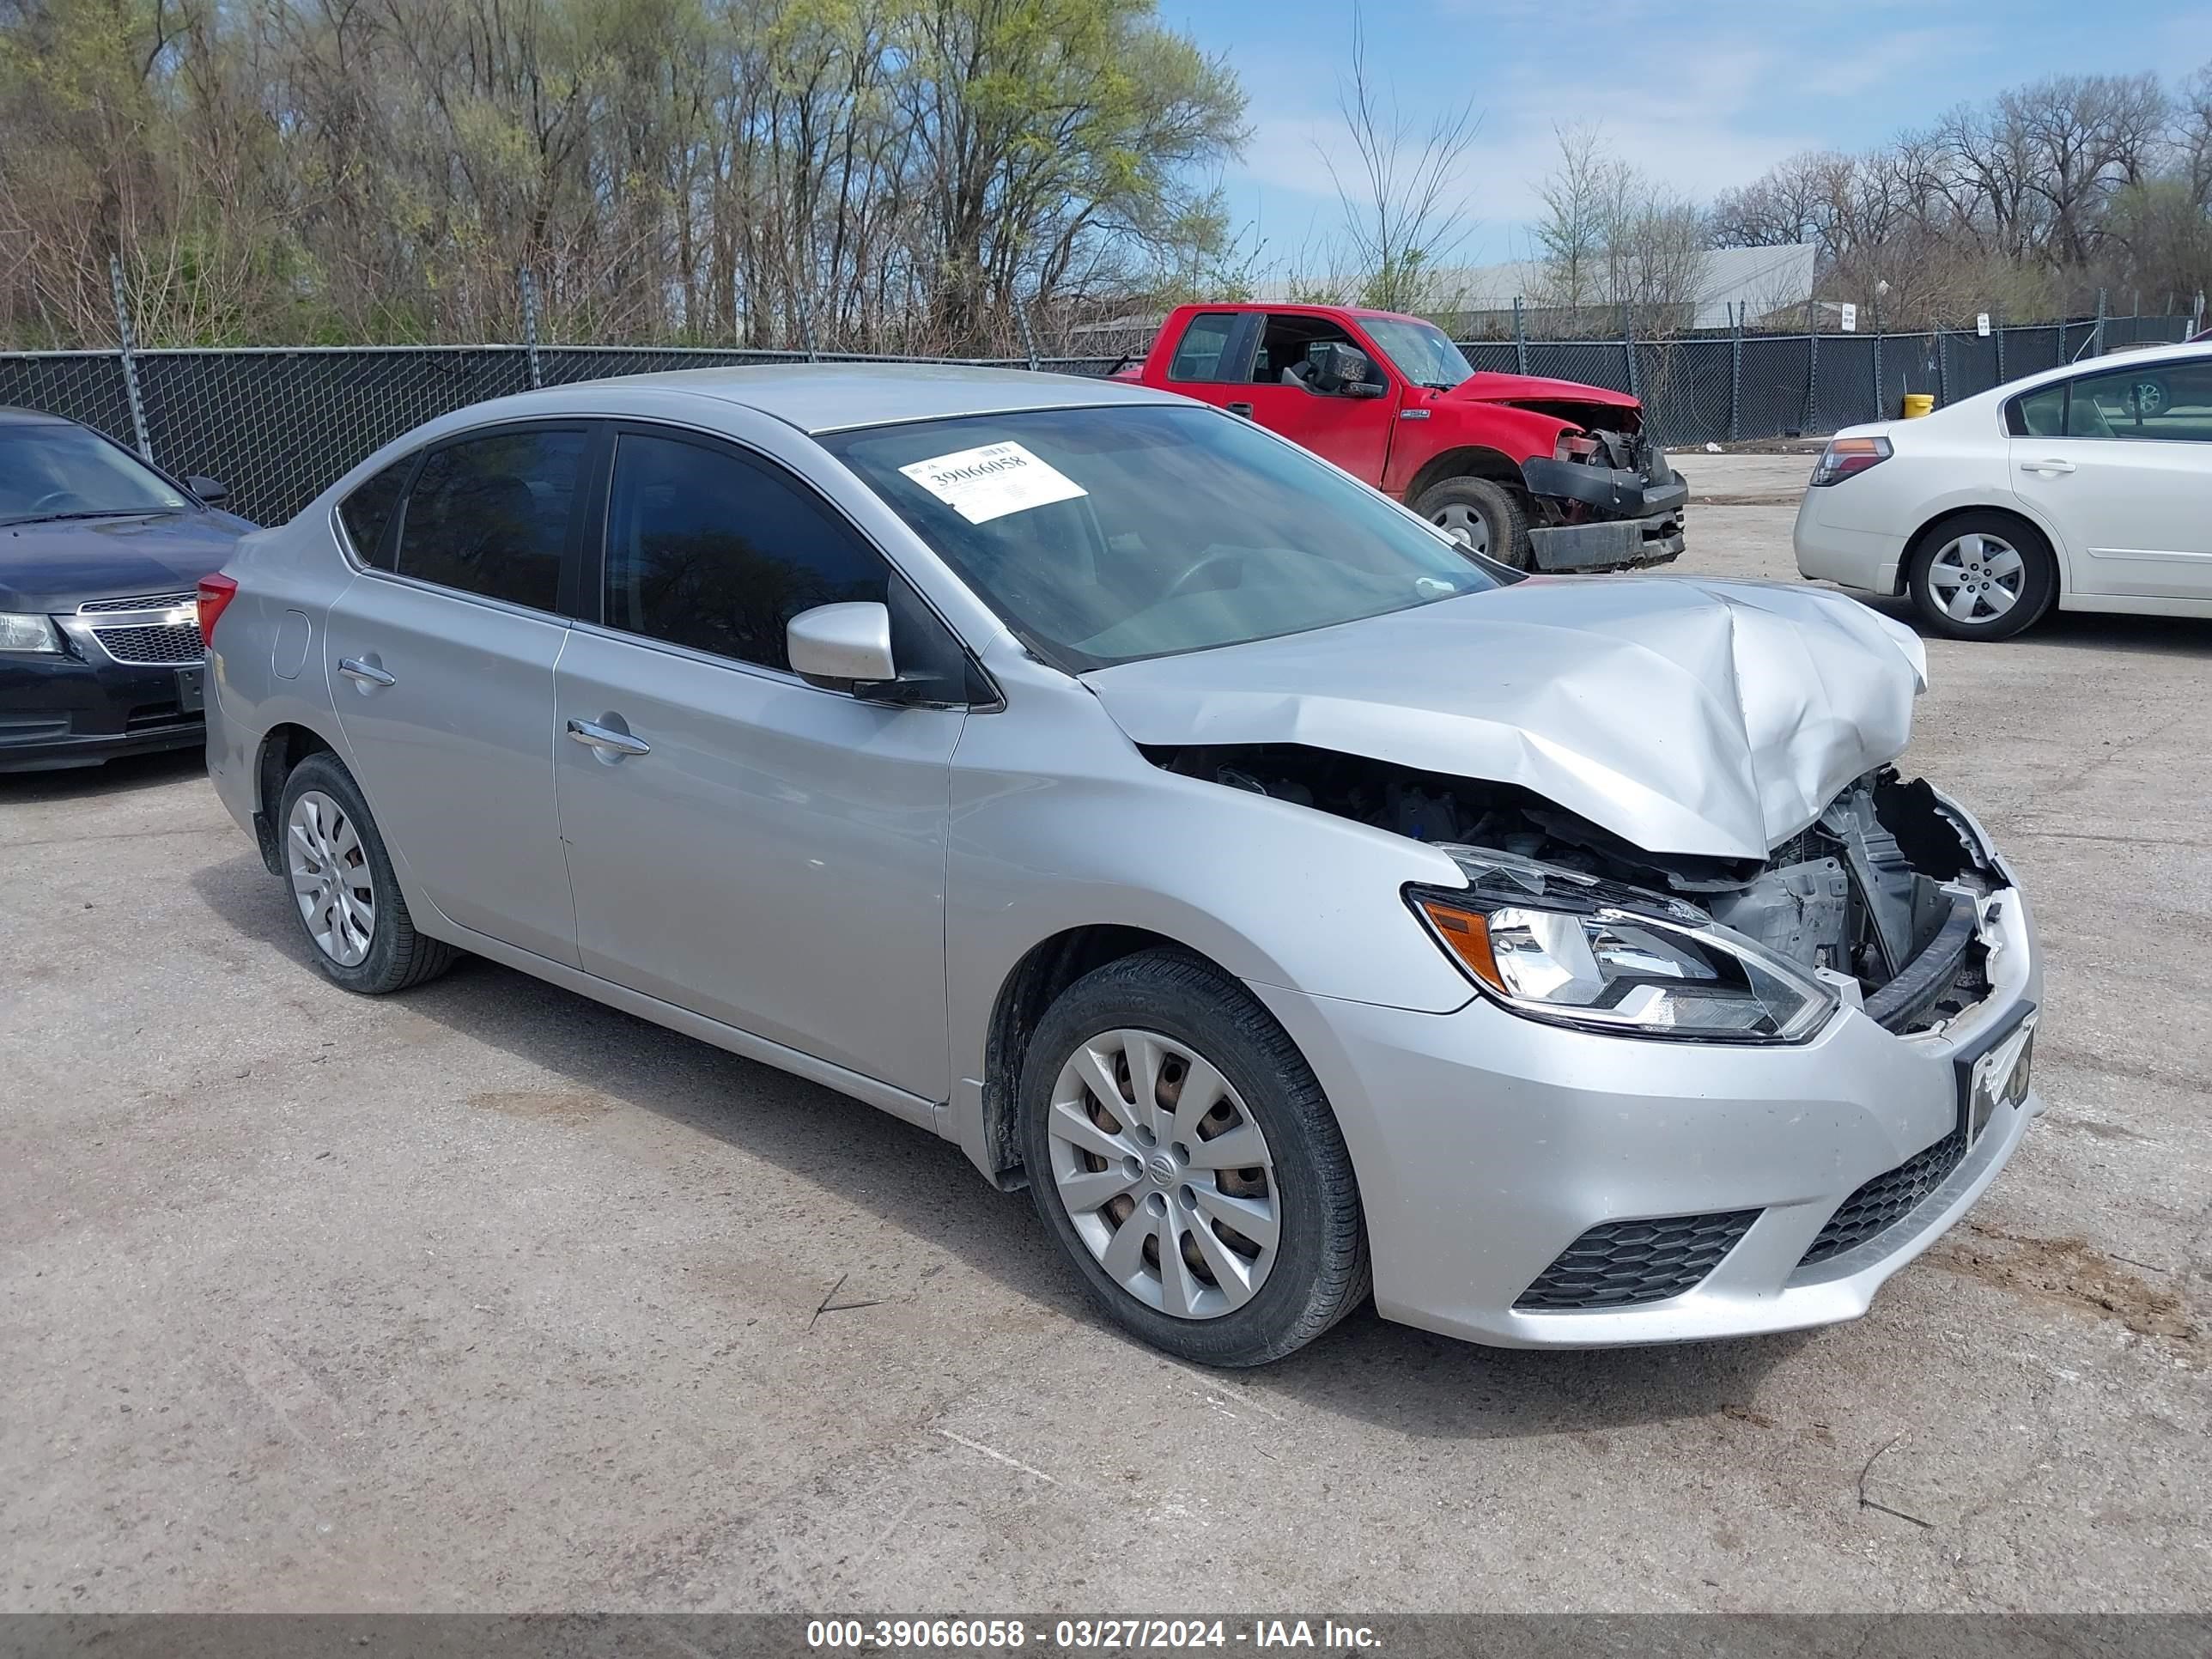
{"left": 1413, "top": 896, "right": 1504, "bottom": 991}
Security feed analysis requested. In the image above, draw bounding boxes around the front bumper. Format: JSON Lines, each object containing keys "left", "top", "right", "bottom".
{"left": 0, "top": 648, "right": 204, "bottom": 772}
{"left": 1522, "top": 456, "right": 1687, "bottom": 572}
{"left": 1249, "top": 880, "right": 2041, "bottom": 1349}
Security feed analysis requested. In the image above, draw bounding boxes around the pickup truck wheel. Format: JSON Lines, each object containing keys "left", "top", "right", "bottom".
{"left": 1414, "top": 476, "right": 1530, "bottom": 568}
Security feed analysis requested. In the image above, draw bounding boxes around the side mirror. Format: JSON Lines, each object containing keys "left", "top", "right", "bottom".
{"left": 1344, "top": 377, "right": 1387, "bottom": 399}
{"left": 186, "top": 475, "right": 230, "bottom": 505}
{"left": 1311, "top": 342, "right": 1374, "bottom": 394}
{"left": 788, "top": 601, "right": 896, "bottom": 690}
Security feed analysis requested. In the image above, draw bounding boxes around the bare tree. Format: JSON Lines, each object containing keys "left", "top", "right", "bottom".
{"left": 1531, "top": 125, "right": 1709, "bottom": 334}
{"left": 1315, "top": 4, "right": 1480, "bottom": 313}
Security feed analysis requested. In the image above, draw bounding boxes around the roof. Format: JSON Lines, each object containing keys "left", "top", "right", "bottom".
{"left": 533, "top": 361, "right": 1179, "bottom": 434}
{"left": 0, "top": 405, "right": 76, "bottom": 427}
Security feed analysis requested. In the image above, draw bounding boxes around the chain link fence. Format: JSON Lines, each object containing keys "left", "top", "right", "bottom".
{"left": 1, "top": 317, "right": 2189, "bottom": 526}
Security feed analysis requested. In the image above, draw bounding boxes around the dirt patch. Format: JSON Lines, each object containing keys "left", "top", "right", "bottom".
{"left": 466, "top": 1089, "right": 612, "bottom": 1127}
{"left": 1928, "top": 1221, "right": 2197, "bottom": 1341}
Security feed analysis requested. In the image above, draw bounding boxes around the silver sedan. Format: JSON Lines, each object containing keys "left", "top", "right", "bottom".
{"left": 202, "top": 367, "right": 2043, "bottom": 1365}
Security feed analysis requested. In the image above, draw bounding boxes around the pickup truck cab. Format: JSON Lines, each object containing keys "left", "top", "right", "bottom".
{"left": 1125, "top": 302, "right": 1686, "bottom": 571}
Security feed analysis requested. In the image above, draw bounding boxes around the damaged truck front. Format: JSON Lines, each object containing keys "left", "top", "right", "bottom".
{"left": 1128, "top": 301, "right": 1686, "bottom": 573}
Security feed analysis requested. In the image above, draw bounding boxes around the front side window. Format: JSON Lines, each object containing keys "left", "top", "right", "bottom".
{"left": 603, "top": 432, "right": 894, "bottom": 673}
{"left": 2063, "top": 360, "right": 2212, "bottom": 441}
{"left": 393, "top": 428, "right": 584, "bottom": 611}
{"left": 821, "top": 404, "right": 1506, "bottom": 673}
{"left": 0, "top": 423, "right": 190, "bottom": 525}
{"left": 1255, "top": 313, "right": 1360, "bottom": 386}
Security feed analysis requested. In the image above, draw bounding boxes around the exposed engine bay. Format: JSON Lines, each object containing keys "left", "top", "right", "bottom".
{"left": 1151, "top": 744, "right": 2002, "bottom": 1035}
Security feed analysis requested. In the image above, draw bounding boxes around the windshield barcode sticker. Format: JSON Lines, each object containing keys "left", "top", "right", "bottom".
{"left": 898, "top": 441, "right": 1086, "bottom": 524}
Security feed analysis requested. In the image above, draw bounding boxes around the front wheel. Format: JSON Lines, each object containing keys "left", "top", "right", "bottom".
{"left": 1413, "top": 475, "right": 1532, "bottom": 568}
{"left": 1907, "top": 512, "right": 2057, "bottom": 641}
{"left": 1018, "top": 950, "right": 1370, "bottom": 1367}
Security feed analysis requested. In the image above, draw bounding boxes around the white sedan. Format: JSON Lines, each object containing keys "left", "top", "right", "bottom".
{"left": 1795, "top": 342, "right": 2212, "bottom": 640}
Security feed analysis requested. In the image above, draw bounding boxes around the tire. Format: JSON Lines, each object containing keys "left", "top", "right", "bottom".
{"left": 276, "top": 750, "right": 458, "bottom": 994}
{"left": 1413, "top": 475, "right": 1531, "bottom": 568}
{"left": 1018, "top": 949, "right": 1370, "bottom": 1367}
{"left": 1907, "top": 510, "right": 2057, "bottom": 641}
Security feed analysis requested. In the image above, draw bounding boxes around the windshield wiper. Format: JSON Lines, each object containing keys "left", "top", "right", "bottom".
{"left": 0, "top": 507, "right": 173, "bottom": 527}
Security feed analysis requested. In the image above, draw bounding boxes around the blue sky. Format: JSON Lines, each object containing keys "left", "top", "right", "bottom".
{"left": 1162, "top": 0, "right": 2212, "bottom": 270}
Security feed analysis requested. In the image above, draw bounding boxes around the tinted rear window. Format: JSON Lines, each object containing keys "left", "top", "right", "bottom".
{"left": 394, "top": 429, "right": 585, "bottom": 612}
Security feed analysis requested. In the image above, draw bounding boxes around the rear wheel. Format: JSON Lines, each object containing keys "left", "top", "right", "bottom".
{"left": 1907, "top": 511, "right": 2057, "bottom": 641}
{"left": 1413, "top": 475, "right": 1531, "bottom": 568}
{"left": 277, "top": 751, "right": 458, "bottom": 994}
{"left": 1018, "top": 950, "right": 1369, "bottom": 1367}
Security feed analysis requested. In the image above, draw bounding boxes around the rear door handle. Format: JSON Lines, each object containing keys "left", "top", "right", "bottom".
{"left": 566, "top": 717, "right": 650, "bottom": 757}
{"left": 2019, "top": 458, "right": 2076, "bottom": 475}
{"left": 1226, "top": 401, "right": 1254, "bottom": 417}
{"left": 337, "top": 657, "right": 396, "bottom": 688}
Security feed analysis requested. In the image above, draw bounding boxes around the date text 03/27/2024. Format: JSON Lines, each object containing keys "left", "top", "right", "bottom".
{"left": 805, "top": 1619, "right": 1382, "bottom": 1650}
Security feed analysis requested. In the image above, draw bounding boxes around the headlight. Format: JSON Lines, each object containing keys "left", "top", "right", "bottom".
{"left": 0, "top": 612, "right": 62, "bottom": 653}
{"left": 1409, "top": 846, "right": 1837, "bottom": 1043}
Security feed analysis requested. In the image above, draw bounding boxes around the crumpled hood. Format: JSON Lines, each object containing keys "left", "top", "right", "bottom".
{"left": 1082, "top": 577, "right": 1928, "bottom": 860}
{"left": 1452, "top": 371, "right": 1640, "bottom": 410}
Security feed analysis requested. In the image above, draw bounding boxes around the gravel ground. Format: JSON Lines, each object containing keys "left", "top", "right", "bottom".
{"left": 2, "top": 503, "right": 2206, "bottom": 1613}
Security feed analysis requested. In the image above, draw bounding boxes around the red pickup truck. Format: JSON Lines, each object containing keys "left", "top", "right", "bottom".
{"left": 1120, "top": 302, "right": 1686, "bottom": 571}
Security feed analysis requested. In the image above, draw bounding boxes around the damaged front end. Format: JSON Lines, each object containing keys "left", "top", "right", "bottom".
{"left": 1152, "top": 744, "right": 2004, "bottom": 1042}
{"left": 1519, "top": 416, "right": 1687, "bottom": 574}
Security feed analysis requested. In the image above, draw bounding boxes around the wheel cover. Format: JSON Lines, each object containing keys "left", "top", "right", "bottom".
{"left": 1431, "top": 501, "right": 1490, "bottom": 555}
{"left": 287, "top": 790, "right": 376, "bottom": 967}
{"left": 1927, "top": 532, "right": 2025, "bottom": 624}
{"left": 1047, "top": 1028, "right": 1280, "bottom": 1321}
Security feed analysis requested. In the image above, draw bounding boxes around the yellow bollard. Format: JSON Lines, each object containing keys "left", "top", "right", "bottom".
{"left": 1901, "top": 392, "right": 1935, "bottom": 418}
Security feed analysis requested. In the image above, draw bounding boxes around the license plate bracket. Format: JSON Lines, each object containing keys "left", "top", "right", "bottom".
{"left": 1954, "top": 1006, "right": 2037, "bottom": 1149}
{"left": 176, "top": 664, "right": 204, "bottom": 714}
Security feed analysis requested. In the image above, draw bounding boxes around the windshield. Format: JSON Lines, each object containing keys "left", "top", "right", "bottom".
{"left": 1362, "top": 319, "right": 1473, "bottom": 389}
{"left": 821, "top": 404, "right": 1507, "bottom": 672}
{"left": 0, "top": 424, "right": 191, "bottom": 525}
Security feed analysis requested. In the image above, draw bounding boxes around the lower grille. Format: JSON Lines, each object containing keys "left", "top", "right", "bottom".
{"left": 91, "top": 622, "right": 205, "bottom": 666}
{"left": 1516, "top": 1209, "right": 1761, "bottom": 1310}
{"left": 1798, "top": 1127, "right": 1967, "bottom": 1268}
{"left": 126, "top": 702, "right": 197, "bottom": 732}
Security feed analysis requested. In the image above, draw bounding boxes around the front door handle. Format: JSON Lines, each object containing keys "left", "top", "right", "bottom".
{"left": 566, "top": 717, "right": 651, "bottom": 757}
{"left": 1226, "top": 401, "right": 1254, "bottom": 417}
{"left": 2019, "top": 458, "right": 2076, "bottom": 475}
{"left": 338, "top": 657, "right": 396, "bottom": 688}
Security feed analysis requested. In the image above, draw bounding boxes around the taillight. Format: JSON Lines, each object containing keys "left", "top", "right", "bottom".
{"left": 197, "top": 573, "right": 239, "bottom": 645}
{"left": 1808, "top": 434, "right": 1893, "bottom": 486}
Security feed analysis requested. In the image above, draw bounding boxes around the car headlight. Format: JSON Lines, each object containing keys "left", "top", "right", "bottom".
{"left": 0, "top": 612, "right": 62, "bottom": 653}
{"left": 1408, "top": 846, "right": 1837, "bottom": 1043}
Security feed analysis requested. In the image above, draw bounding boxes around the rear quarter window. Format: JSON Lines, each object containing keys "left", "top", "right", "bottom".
{"left": 337, "top": 459, "right": 411, "bottom": 569}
